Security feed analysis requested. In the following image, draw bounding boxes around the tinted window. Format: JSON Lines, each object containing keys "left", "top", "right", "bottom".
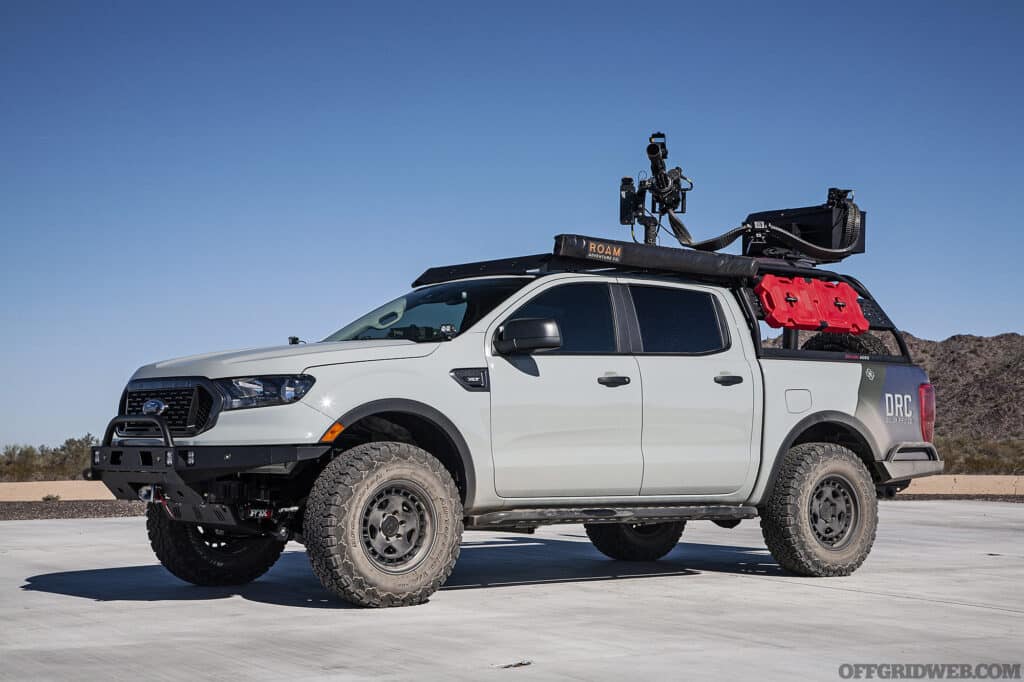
{"left": 630, "top": 285, "right": 726, "bottom": 354}
{"left": 325, "top": 278, "right": 531, "bottom": 343}
{"left": 510, "top": 283, "right": 616, "bottom": 353}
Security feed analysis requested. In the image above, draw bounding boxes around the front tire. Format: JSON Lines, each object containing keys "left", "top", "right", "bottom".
{"left": 585, "top": 522, "right": 685, "bottom": 561}
{"left": 304, "top": 442, "right": 464, "bottom": 608}
{"left": 759, "top": 442, "right": 877, "bottom": 576}
{"left": 146, "top": 505, "right": 285, "bottom": 586}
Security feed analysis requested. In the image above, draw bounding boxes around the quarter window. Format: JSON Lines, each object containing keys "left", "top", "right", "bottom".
{"left": 508, "top": 283, "right": 617, "bottom": 354}
{"left": 629, "top": 285, "right": 726, "bottom": 354}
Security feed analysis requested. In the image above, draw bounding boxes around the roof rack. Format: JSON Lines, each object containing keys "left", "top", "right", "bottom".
{"left": 413, "top": 234, "right": 852, "bottom": 289}
{"left": 413, "top": 234, "right": 759, "bottom": 287}
{"left": 412, "top": 253, "right": 563, "bottom": 287}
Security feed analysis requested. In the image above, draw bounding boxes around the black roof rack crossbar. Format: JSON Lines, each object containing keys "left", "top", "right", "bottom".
{"left": 412, "top": 233, "right": 867, "bottom": 293}
{"left": 413, "top": 254, "right": 555, "bottom": 287}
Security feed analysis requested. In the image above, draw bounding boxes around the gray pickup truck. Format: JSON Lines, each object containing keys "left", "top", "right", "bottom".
{"left": 90, "top": 232, "right": 941, "bottom": 608}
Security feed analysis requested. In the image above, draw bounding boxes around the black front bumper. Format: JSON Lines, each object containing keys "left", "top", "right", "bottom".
{"left": 90, "top": 416, "right": 330, "bottom": 526}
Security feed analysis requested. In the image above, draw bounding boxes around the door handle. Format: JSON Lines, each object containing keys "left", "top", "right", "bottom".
{"left": 714, "top": 374, "right": 744, "bottom": 386}
{"left": 597, "top": 375, "right": 631, "bottom": 387}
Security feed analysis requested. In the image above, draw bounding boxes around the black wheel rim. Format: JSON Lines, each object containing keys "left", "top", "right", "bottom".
{"left": 360, "top": 480, "right": 435, "bottom": 574}
{"left": 809, "top": 475, "right": 858, "bottom": 549}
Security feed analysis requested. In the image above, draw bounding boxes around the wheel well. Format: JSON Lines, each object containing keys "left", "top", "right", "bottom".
{"left": 333, "top": 411, "right": 469, "bottom": 503}
{"left": 791, "top": 421, "right": 879, "bottom": 481}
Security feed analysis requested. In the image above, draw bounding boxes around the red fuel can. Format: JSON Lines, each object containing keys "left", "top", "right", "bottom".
{"left": 755, "top": 275, "right": 869, "bottom": 334}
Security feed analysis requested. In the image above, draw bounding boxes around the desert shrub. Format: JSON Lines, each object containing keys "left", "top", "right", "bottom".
{"left": 0, "top": 435, "right": 97, "bottom": 482}
{"left": 1, "top": 444, "right": 40, "bottom": 482}
{"left": 934, "top": 437, "right": 1024, "bottom": 475}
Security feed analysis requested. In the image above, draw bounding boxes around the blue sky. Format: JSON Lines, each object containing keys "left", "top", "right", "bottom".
{"left": 2, "top": 1, "right": 1022, "bottom": 445}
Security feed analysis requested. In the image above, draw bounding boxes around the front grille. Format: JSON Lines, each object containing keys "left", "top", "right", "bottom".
{"left": 193, "top": 389, "right": 213, "bottom": 429}
{"left": 118, "top": 379, "right": 218, "bottom": 438}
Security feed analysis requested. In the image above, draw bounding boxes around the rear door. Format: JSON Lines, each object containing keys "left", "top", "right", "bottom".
{"left": 488, "top": 279, "right": 643, "bottom": 498}
{"left": 625, "top": 282, "right": 757, "bottom": 495}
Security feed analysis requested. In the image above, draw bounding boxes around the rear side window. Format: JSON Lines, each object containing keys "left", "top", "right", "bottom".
{"left": 509, "top": 283, "right": 616, "bottom": 353}
{"left": 629, "top": 285, "right": 727, "bottom": 354}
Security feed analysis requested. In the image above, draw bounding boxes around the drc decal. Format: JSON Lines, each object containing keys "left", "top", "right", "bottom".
{"left": 855, "top": 362, "right": 929, "bottom": 443}
{"left": 884, "top": 392, "right": 914, "bottom": 424}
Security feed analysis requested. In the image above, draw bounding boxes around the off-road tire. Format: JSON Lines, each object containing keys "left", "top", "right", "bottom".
{"left": 304, "top": 441, "right": 463, "bottom": 608}
{"left": 841, "top": 202, "right": 862, "bottom": 250}
{"left": 146, "top": 505, "right": 285, "bottom": 586}
{"left": 584, "top": 522, "right": 686, "bottom": 561}
{"left": 802, "top": 332, "right": 889, "bottom": 356}
{"left": 759, "top": 442, "right": 878, "bottom": 576}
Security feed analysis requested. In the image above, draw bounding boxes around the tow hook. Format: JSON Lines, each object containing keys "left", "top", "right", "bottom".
{"left": 139, "top": 485, "right": 174, "bottom": 518}
{"left": 138, "top": 485, "right": 159, "bottom": 503}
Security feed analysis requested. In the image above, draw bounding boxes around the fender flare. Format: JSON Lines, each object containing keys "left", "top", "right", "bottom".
{"left": 335, "top": 398, "right": 477, "bottom": 509}
{"left": 756, "top": 410, "right": 881, "bottom": 504}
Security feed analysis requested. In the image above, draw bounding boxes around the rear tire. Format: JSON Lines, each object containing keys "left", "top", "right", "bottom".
{"left": 802, "top": 332, "right": 888, "bottom": 356}
{"left": 304, "top": 442, "right": 463, "bottom": 608}
{"left": 759, "top": 442, "right": 877, "bottom": 576}
{"left": 146, "top": 505, "right": 285, "bottom": 586}
{"left": 585, "top": 522, "right": 685, "bottom": 561}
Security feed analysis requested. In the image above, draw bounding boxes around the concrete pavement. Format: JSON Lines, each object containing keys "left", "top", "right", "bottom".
{"left": 1, "top": 501, "right": 1021, "bottom": 680}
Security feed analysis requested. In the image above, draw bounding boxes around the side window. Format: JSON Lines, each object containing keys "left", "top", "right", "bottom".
{"left": 509, "top": 283, "right": 617, "bottom": 354}
{"left": 629, "top": 285, "right": 727, "bottom": 354}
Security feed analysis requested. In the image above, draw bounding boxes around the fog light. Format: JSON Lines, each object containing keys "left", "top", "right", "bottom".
{"left": 92, "top": 449, "right": 101, "bottom": 465}
{"left": 165, "top": 450, "right": 174, "bottom": 467}
{"left": 186, "top": 450, "right": 196, "bottom": 466}
{"left": 138, "top": 485, "right": 154, "bottom": 503}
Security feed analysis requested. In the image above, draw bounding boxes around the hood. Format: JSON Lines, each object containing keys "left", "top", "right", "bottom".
{"left": 131, "top": 339, "right": 438, "bottom": 380}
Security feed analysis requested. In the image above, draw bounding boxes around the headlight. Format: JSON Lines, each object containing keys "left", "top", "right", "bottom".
{"left": 215, "top": 375, "right": 316, "bottom": 410}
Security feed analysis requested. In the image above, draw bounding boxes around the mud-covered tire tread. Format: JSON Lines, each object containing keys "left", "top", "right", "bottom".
{"left": 584, "top": 521, "right": 686, "bottom": 561}
{"left": 304, "top": 441, "right": 463, "bottom": 608}
{"left": 146, "top": 505, "right": 285, "bottom": 586}
{"left": 802, "top": 332, "right": 889, "bottom": 356}
{"left": 759, "top": 442, "right": 877, "bottom": 577}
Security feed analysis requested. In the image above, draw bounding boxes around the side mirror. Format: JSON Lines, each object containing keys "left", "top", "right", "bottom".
{"left": 494, "top": 318, "right": 562, "bottom": 355}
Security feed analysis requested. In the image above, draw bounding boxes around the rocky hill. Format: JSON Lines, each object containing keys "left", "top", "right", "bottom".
{"left": 903, "top": 332, "right": 1024, "bottom": 441}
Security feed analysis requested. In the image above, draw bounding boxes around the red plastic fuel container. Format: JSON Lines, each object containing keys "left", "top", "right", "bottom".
{"left": 755, "top": 275, "right": 869, "bottom": 334}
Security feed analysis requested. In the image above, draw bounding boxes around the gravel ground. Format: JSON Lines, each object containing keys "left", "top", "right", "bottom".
{"left": 0, "top": 500, "right": 144, "bottom": 521}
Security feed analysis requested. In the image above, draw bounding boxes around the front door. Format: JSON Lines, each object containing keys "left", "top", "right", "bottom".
{"left": 488, "top": 280, "right": 643, "bottom": 498}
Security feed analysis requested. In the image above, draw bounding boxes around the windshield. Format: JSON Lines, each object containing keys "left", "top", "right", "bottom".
{"left": 324, "top": 278, "right": 532, "bottom": 343}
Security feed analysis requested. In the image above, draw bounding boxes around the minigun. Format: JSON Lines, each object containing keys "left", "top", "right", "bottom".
{"left": 619, "top": 132, "right": 865, "bottom": 264}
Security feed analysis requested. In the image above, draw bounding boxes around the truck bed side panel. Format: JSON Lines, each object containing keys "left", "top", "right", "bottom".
{"left": 748, "top": 359, "right": 862, "bottom": 504}
{"left": 749, "top": 358, "right": 933, "bottom": 504}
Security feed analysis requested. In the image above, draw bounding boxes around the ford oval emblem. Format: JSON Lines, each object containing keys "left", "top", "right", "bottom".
{"left": 141, "top": 399, "right": 168, "bottom": 416}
